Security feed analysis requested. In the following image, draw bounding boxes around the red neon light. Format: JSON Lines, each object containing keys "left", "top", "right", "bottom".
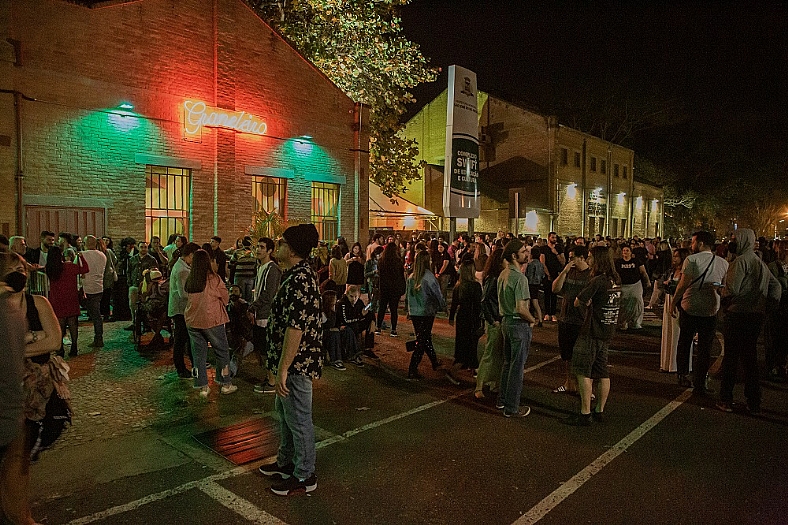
{"left": 183, "top": 100, "right": 268, "bottom": 135}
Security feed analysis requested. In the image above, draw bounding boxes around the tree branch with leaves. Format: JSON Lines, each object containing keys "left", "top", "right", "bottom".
{"left": 248, "top": 0, "right": 438, "bottom": 197}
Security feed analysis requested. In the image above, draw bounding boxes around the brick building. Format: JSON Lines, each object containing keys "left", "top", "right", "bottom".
{"left": 404, "top": 90, "right": 663, "bottom": 238}
{"left": 0, "top": 0, "right": 369, "bottom": 245}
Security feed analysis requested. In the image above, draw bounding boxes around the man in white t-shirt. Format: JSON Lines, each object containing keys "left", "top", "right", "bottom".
{"left": 670, "top": 230, "right": 729, "bottom": 394}
{"left": 81, "top": 235, "right": 108, "bottom": 348}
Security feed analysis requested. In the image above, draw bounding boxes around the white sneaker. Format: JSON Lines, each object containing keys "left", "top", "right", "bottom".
{"left": 220, "top": 384, "right": 238, "bottom": 395}
{"left": 199, "top": 387, "right": 210, "bottom": 397}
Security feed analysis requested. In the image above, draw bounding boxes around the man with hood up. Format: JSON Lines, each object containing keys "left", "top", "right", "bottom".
{"left": 718, "top": 228, "right": 781, "bottom": 414}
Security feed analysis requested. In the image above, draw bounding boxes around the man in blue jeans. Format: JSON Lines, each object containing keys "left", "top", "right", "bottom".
{"left": 259, "top": 224, "right": 322, "bottom": 496}
{"left": 497, "top": 239, "right": 536, "bottom": 418}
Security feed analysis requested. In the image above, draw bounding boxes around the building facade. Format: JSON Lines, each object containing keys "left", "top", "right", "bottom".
{"left": 1, "top": 0, "right": 369, "bottom": 245}
{"left": 404, "top": 90, "right": 663, "bottom": 238}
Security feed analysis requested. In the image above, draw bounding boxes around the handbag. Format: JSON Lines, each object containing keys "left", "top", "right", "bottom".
{"left": 405, "top": 339, "right": 417, "bottom": 352}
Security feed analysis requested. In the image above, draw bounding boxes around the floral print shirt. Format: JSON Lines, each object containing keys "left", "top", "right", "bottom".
{"left": 266, "top": 259, "right": 323, "bottom": 379}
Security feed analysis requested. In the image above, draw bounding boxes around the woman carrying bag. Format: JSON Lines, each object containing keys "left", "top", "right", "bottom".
{"left": 405, "top": 250, "right": 445, "bottom": 380}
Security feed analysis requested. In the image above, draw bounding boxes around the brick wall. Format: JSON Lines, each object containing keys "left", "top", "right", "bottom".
{"left": 2, "top": 0, "right": 366, "bottom": 243}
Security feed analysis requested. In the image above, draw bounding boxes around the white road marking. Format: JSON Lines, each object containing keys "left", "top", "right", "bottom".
{"left": 525, "top": 355, "right": 561, "bottom": 373}
{"left": 513, "top": 388, "right": 694, "bottom": 525}
{"left": 200, "top": 481, "right": 287, "bottom": 524}
{"left": 67, "top": 356, "right": 554, "bottom": 524}
{"left": 66, "top": 465, "right": 249, "bottom": 525}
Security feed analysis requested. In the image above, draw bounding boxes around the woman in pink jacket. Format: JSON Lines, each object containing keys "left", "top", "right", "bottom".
{"left": 185, "top": 249, "right": 237, "bottom": 396}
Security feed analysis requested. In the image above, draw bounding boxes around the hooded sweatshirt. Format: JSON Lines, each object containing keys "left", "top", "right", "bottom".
{"left": 723, "top": 228, "right": 781, "bottom": 314}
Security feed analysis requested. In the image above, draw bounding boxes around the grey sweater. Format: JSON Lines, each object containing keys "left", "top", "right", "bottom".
{"left": 723, "top": 228, "right": 781, "bottom": 314}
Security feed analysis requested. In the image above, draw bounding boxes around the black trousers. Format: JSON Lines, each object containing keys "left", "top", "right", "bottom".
{"left": 676, "top": 309, "right": 717, "bottom": 385}
{"left": 409, "top": 315, "right": 439, "bottom": 374}
{"left": 112, "top": 277, "right": 132, "bottom": 320}
{"left": 720, "top": 312, "right": 763, "bottom": 407}
{"left": 100, "top": 287, "right": 113, "bottom": 318}
{"left": 377, "top": 291, "right": 401, "bottom": 331}
{"left": 766, "top": 309, "right": 788, "bottom": 373}
{"left": 171, "top": 314, "right": 193, "bottom": 374}
{"left": 543, "top": 278, "right": 558, "bottom": 316}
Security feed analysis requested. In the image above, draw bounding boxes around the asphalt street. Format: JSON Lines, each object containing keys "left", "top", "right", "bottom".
{"left": 27, "top": 310, "right": 788, "bottom": 525}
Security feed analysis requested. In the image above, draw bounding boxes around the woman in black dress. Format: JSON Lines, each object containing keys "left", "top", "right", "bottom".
{"left": 447, "top": 258, "right": 483, "bottom": 384}
{"left": 376, "top": 242, "right": 406, "bottom": 337}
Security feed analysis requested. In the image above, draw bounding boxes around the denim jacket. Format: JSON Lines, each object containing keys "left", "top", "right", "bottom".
{"left": 406, "top": 270, "right": 445, "bottom": 317}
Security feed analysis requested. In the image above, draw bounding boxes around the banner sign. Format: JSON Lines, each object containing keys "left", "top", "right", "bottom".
{"left": 443, "top": 65, "right": 480, "bottom": 218}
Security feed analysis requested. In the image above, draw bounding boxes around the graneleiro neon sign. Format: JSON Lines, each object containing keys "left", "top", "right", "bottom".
{"left": 183, "top": 100, "right": 267, "bottom": 136}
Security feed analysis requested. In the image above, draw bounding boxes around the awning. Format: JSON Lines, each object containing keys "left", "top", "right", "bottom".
{"left": 368, "top": 182, "right": 437, "bottom": 219}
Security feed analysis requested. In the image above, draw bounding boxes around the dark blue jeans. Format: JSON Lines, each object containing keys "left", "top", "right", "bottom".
{"left": 275, "top": 374, "right": 316, "bottom": 480}
{"left": 499, "top": 318, "right": 532, "bottom": 414}
{"left": 85, "top": 292, "right": 103, "bottom": 338}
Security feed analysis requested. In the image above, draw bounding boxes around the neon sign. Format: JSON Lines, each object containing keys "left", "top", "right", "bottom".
{"left": 183, "top": 100, "right": 267, "bottom": 136}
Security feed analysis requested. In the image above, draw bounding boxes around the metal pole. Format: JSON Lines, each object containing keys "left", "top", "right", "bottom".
{"left": 14, "top": 91, "right": 24, "bottom": 235}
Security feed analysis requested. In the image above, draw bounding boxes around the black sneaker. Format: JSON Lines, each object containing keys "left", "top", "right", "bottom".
{"left": 406, "top": 372, "right": 423, "bottom": 381}
{"left": 363, "top": 349, "right": 379, "bottom": 360}
{"left": 270, "top": 473, "right": 317, "bottom": 496}
{"left": 563, "top": 413, "right": 592, "bottom": 426}
{"left": 503, "top": 406, "right": 531, "bottom": 418}
{"left": 591, "top": 411, "right": 605, "bottom": 423}
{"left": 259, "top": 461, "right": 295, "bottom": 479}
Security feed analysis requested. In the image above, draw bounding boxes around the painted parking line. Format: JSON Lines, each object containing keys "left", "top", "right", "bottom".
{"left": 200, "top": 481, "right": 286, "bottom": 524}
{"left": 525, "top": 355, "right": 561, "bottom": 373}
{"left": 513, "top": 388, "right": 694, "bottom": 525}
{"left": 67, "top": 356, "right": 555, "bottom": 524}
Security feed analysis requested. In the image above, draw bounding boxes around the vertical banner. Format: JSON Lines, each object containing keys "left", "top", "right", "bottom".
{"left": 443, "top": 65, "right": 480, "bottom": 218}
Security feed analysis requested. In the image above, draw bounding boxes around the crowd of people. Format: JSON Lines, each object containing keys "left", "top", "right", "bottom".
{"left": 1, "top": 224, "right": 786, "bottom": 518}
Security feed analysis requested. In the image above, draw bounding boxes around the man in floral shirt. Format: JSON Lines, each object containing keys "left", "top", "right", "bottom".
{"left": 260, "top": 224, "right": 322, "bottom": 496}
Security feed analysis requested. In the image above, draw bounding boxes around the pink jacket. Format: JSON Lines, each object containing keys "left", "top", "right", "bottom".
{"left": 184, "top": 275, "right": 229, "bottom": 329}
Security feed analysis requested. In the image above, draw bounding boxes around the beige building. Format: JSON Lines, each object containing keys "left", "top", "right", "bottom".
{"left": 403, "top": 90, "right": 663, "bottom": 238}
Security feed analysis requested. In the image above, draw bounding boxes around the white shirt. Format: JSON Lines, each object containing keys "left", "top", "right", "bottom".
{"left": 80, "top": 249, "right": 107, "bottom": 295}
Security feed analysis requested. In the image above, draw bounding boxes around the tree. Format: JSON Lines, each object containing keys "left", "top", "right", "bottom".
{"left": 248, "top": 0, "right": 438, "bottom": 197}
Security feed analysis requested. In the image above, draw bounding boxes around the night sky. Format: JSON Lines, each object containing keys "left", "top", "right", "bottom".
{"left": 400, "top": 0, "right": 788, "bottom": 186}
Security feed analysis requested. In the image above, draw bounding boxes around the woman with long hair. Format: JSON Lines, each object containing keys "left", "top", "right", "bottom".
{"left": 406, "top": 250, "right": 445, "bottom": 380}
{"left": 615, "top": 244, "right": 650, "bottom": 330}
{"left": 328, "top": 244, "right": 348, "bottom": 296}
{"left": 433, "top": 242, "right": 454, "bottom": 312}
{"left": 565, "top": 245, "right": 621, "bottom": 425}
{"left": 767, "top": 239, "right": 788, "bottom": 380}
{"left": 447, "top": 258, "right": 483, "bottom": 384}
{"left": 149, "top": 235, "right": 169, "bottom": 274}
{"left": 473, "top": 241, "right": 488, "bottom": 283}
{"left": 46, "top": 245, "right": 89, "bottom": 357}
{"left": 168, "top": 235, "right": 188, "bottom": 273}
{"left": 376, "top": 241, "right": 406, "bottom": 337}
{"left": 661, "top": 248, "right": 691, "bottom": 372}
{"left": 647, "top": 240, "right": 673, "bottom": 309}
{"left": 1, "top": 251, "right": 62, "bottom": 525}
{"left": 474, "top": 247, "right": 506, "bottom": 399}
{"left": 97, "top": 237, "right": 118, "bottom": 320}
{"left": 185, "top": 249, "right": 236, "bottom": 396}
{"left": 345, "top": 241, "right": 365, "bottom": 287}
